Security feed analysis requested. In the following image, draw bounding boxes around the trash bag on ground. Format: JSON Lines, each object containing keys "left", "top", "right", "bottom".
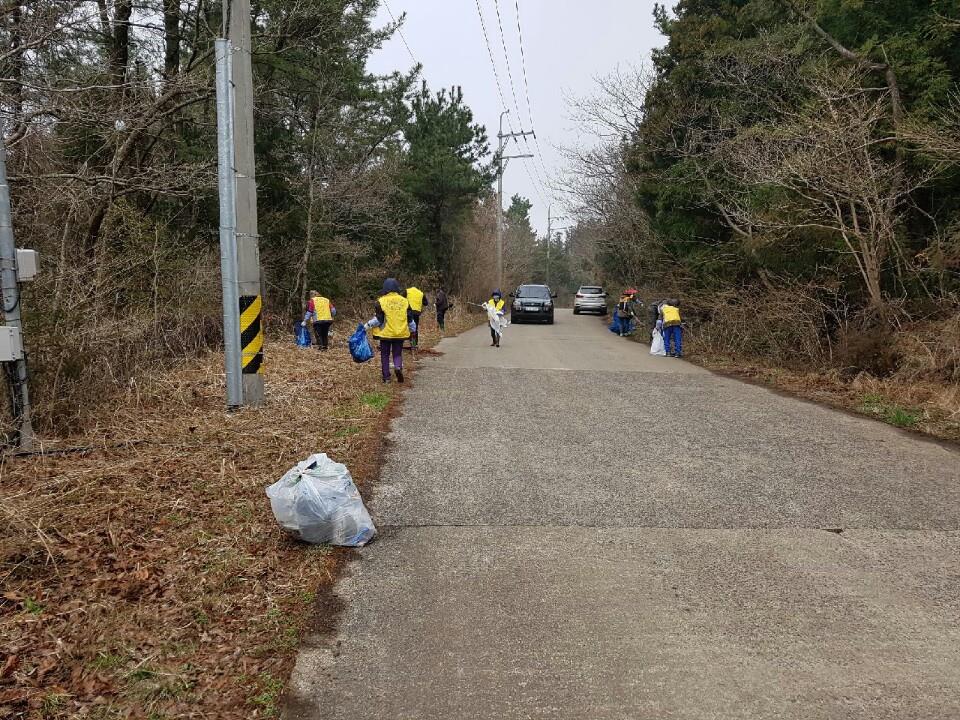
{"left": 348, "top": 323, "right": 374, "bottom": 363}
{"left": 650, "top": 328, "right": 667, "bottom": 356}
{"left": 266, "top": 453, "right": 376, "bottom": 546}
{"left": 295, "top": 323, "right": 311, "bottom": 348}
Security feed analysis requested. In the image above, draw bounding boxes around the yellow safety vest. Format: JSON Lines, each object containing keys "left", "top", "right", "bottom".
{"left": 313, "top": 296, "right": 333, "bottom": 322}
{"left": 373, "top": 292, "right": 411, "bottom": 339}
{"left": 488, "top": 298, "right": 505, "bottom": 312}
{"left": 407, "top": 287, "right": 425, "bottom": 313}
{"left": 662, "top": 304, "right": 681, "bottom": 326}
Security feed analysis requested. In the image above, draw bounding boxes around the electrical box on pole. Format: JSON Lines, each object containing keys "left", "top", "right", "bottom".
{"left": 15, "top": 249, "right": 37, "bottom": 282}
{"left": 0, "top": 327, "right": 23, "bottom": 362}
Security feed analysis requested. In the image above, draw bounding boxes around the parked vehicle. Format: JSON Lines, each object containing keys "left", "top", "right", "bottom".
{"left": 573, "top": 285, "right": 607, "bottom": 315}
{"left": 510, "top": 284, "right": 557, "bottom": 324}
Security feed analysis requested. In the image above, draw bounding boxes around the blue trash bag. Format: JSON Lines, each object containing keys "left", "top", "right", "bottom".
{"left": 295, "top": 322, "right": 311, "bottom": 347}
{"left": 348, "top": 323, "right": 374, "bottom": 363}
{"left": 609, "top": 314, "right": 635, "bottom": 335}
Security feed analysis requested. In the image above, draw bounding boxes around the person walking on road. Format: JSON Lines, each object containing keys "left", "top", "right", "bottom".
{"left": 406, "top": 286, "right": 428, "bottom": 349}
{"left": 485, "top": 289, "right": 506, "bottom": 348}
{"left": 435, "top": 287, "right": 449, "bottom": 332}
{"left": 302, "top": 290, "right": 337, "bottom": 351}
{"left": 365, "top": 279, "right": 414, "bottom": 383}
{"left": 659, "top": 299, "right": 683, "bottom": 358}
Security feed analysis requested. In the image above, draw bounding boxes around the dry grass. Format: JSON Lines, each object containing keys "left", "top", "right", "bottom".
{"left": 658, "top": 288, "right": 960, "bottom": 443}
{"left": 0, "top": 304, "right": 480, "bottom": 718}
{"left": 691, "top": 340, "right": 960, "bottom": 444}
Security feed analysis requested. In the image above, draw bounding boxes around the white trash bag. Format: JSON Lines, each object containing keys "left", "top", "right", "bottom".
{"left": 266, "top": 453, "right": 376, "bottom": 546}
{"left": 650, "top": 328, "right": 667, "bottom": 356}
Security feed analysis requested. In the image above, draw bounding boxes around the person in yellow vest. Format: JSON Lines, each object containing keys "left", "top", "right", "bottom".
{"left": 659, "top": 299, "right": 683, "bottom": 358}
{"left": 301, "top": 290, "right": 337, "bottom": 350}
{"left": 405, "top": 286, "right": 429, "bottom": 348}
{"left": 364, "top": 278, "right": 414, "bottom": 383}
{"left": 485, "top": 289, "right": 506, "bottom": 347}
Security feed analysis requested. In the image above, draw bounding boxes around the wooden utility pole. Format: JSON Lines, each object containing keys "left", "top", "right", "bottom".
{"left": 229, "top": 0, "right": 264, "bottom": 405}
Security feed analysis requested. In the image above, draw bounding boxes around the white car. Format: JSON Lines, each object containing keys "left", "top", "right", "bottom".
{"left": 573, "top": 285, "right": 607, "bottom": 315}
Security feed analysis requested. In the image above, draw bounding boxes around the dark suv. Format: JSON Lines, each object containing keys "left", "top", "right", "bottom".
{"left": 510, "top": 284, "right": 557, "bottom": 324}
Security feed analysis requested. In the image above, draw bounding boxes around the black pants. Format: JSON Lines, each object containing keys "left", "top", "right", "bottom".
{"left": 436, "top": 309, "right": 447, "bottom": 330}
{"left": 490, "top": 327, "right": 500, "bottom": 346}
{"left": 313, "top": 321, "right": 332, "bottom": 349}
{"left": 410, "top": 311, "right": 422, "bottom": 346}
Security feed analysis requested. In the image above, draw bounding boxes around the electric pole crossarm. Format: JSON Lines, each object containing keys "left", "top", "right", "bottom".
{"left": 495, "top": 110, "right": 540, "bottom": 290}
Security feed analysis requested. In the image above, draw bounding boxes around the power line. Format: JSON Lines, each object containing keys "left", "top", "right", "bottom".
{"left": 474, "top": 0, "right": 510, "bottom": 116}
{"left": 474, "top": 0, "right": 550, "bottom": 228}
{"left": 383, "top": 0, "right": 419, "bottom": 66}
{"left": 490, "top": 0, "right": 553, "bottom": 206}
{"left": 513, "top": 0, "right": 536, "bottom": 134}
{"left": 492, "top": 0, "right": 524, "bottom": 123}
{"left": 513, "top": 0, "right": 556, "bottom": 202}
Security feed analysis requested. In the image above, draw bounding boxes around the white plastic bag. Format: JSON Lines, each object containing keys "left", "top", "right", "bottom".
{"left": 483, "top": 301, "right": 508, "bottom": 337}
{"left": 266, "top": 453, "right": 376, "bottom": 546}
{"left": 650, "top": 328, "right": 667, "bottom": 356}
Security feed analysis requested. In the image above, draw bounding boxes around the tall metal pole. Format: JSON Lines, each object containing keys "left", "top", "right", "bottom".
{"left": 229, "top": 0, "right": 265, "bottom": 406}
{"left": 546, "top": 205, "right": 551, "bottom": 286}
{"left": 0, "top": 127, "right": 33, "bottom": 450}
{"left": 215, "top": 40, "right": 242, "bottom": 408}
{"left": 496, "top": 110, "right": 509, "bottom": 291}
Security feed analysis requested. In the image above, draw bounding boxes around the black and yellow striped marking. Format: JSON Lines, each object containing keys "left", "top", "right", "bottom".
{"left": 239, "top": 295, "right": 264, "bottom": 374}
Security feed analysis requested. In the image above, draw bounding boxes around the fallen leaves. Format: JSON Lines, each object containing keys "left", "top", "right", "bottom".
{"left": 1, "top": 655, "right": 19, "bottom": 679}
{"left": 0, "top": 308, "right": 480, "bottom": 718}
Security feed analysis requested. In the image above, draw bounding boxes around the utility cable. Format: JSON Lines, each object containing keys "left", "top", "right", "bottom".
{"left": 474, "top": 0, "right": 510, "bottom": 119}
{"left": 475, "top": 1, "right": 550, "bottom": 219}
{"left": 383, "top": 0, "right": 419, "bottom": 66}
{"left": 513, "top": 0, "right": 556, "bottom": 199}
{"left": 492, "top": 0, "right": 525, "bottom": 123}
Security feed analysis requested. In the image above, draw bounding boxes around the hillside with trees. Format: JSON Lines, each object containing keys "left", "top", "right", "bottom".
{"left": 564, "top": 0, "right": 960, "bottom": 436}
{"left": 0, "top": 1, "right": 508, "bottom": 433}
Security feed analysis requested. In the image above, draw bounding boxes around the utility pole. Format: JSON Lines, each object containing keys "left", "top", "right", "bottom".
{"left": 220, "top": 0, "right": 264, "bottom": 407}
{"left": 545, "top": 205, "right": 567, "bottom": 287}
{"left": 0, "top": 126, "right": 34, "bottom": 450}
{"left": 496, "top": 110, "right": 534, "bottom": 290}
{"left": 215, "top": 39, "right": 242, "bottom": 408}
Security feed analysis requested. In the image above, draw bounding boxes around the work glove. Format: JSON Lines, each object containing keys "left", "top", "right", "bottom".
{"left": 300, "top": 321, "right": 307, "bottom": 327}
{"left": 408, "top": 321, "right": 417, "bottom": 333}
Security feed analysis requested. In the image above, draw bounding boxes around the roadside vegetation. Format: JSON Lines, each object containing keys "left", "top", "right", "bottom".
{"left": 0, "top": 1, "right": 542, "bottom": 437}
{"left": 0, "top": 306, "right": 480, "bottom": 718}
{"left": 561, "top": 1, "right": 960, "bottom": 442}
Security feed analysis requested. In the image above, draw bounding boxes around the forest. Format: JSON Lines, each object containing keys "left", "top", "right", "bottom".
{"left": 0, "top": 1, "right": 545, "bottom": 432}
{"left": 563, "top": 0, "right": 960, "bottom": 411}
{"left": 3, "top": 1, "right": 960, "bottom": 434}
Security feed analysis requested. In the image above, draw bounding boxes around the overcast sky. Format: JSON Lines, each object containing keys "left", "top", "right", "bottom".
{"left": 368, "top": 1, "right": 665, "bottom": 237}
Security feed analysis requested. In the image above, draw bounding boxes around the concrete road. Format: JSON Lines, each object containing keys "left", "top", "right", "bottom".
{"left": 286, "top": 310, "right": 960, "bottom": 719}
